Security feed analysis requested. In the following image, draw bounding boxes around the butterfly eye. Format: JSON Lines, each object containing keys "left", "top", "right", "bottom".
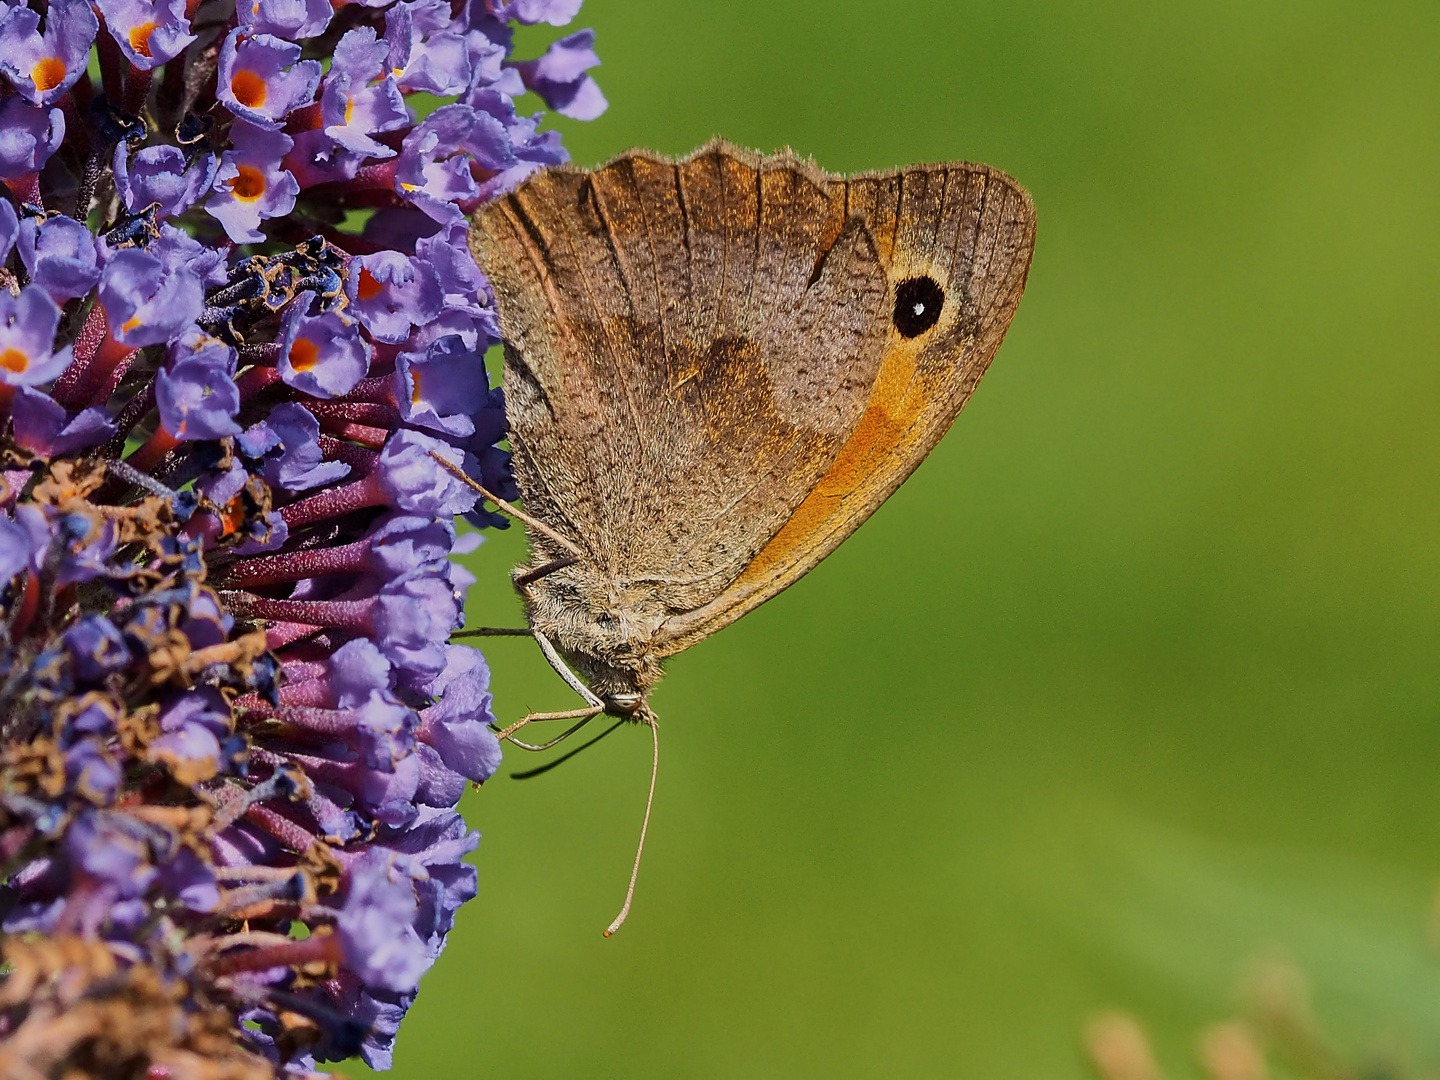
{"left": 892, "top": 276, "right": 945, "bottom": 338}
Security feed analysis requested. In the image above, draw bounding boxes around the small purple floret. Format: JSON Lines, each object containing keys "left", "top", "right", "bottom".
{"left": 17, "top": 214, "right": 101, "bottom": 302}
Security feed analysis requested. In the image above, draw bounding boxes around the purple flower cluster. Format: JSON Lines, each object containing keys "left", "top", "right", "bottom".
{"left": 0, "top": 0, "right": 604, "bottom": 1075}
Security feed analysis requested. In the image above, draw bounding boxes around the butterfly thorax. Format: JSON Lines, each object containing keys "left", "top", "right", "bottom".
{"left": 520, "top": 559, "right": 669, "bottom": 709}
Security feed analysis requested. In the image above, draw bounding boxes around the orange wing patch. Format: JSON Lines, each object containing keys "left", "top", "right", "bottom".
{"left": 733, "top": 343, "right": 922, "bottom": 586}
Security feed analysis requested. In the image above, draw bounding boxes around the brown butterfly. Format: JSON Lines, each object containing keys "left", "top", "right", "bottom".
{"left": 456, "top": 140, "right": 1035, "bottom": 931}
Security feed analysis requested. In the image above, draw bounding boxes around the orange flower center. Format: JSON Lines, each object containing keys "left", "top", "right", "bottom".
{"left": 229, "top": 165, "right": 266, "bottom": 201}
{"left": 344, "top": 97, "right": 356, "bottom": 125}
{"left": 220, "top": 494, "right": 246, "bottom": 536}
{"left": 410, "top": 368, "right": 423, "bottom": 405}
{"left": 356, "top": 267, "right": 384, "bottom": 302}
{"left": 121, "top": 315, "right": 144, "bottom": 334}
{"left": 230, "top": 69, "right": 267, "bottom": 110}
{"left": 289, "top": 337, "right": 320, "bottom": 372}
{"left": 0, "top": 349, "right": 29, "bottom": 374}
{"left": 128, "top": 22, "right": 158, "bottom": 58}
{"left": 31, "top": 57, "right": 66, "bottom": 93}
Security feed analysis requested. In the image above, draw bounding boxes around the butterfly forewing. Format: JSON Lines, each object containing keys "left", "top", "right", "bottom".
{"left": 472, "top": 142, "right": 892, "bottom": 617}
{"left": 469, "top": 140, "right": 1034, "bottom": 666}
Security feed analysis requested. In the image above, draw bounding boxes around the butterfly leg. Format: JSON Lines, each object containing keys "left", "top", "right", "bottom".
{"left": 485, "top": 629, "right": 606, "bottom": 753}
{"left": 494, "top": 704, "right": 605, "bottom": 750}
{"left": 514, "top": 553, "right": 577, "bottom": 588}
{"left": 532, "top": 629, "right": 603, "bottom": 708}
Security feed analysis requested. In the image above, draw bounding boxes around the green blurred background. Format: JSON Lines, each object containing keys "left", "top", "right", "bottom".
{"left": 373, "top": 1, "right": 1440, "bottom": 1076}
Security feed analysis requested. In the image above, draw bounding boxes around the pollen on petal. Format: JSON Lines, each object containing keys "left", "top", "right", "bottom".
{"left": 231, "top": 68, "right": 268, "bottom": 109}
{"left": 356, "top": 268, "right": 384, "bottom": 302}
{"left": 121, "top": 315, "right": 144, "bottom": 333}
{"left": 345, "top": 97, "right": 356, "bottom": 125}
{"left": 0, "top": 349, "right": 29, "bottom": 374}
{"left": 129, "top": 22, "right": 158, "bottom": 58}
{"left": 410, "top": 368, "right": 423, "bottom": 406}
{"left": 32, "top": 57, "right": 67, "bottom": 93}
{"left": 289, "top": 337, "right": 320, "bottom": 372}
{"left": 229, "top": 165, "right": 267, "bottom": 201}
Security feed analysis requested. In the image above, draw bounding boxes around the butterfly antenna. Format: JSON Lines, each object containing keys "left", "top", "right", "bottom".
{"left": 604, "top": 709, "right": 659, "bottom": 938}
{"left": 428, "top": 453, "right": 583, "bottom": 557}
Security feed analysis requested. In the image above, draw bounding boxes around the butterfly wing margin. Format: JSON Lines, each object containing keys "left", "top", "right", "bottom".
{"left": 655, "top": 161, "right": 1037, "bottom": 655}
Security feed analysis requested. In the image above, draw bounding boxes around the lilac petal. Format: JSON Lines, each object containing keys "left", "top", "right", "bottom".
{"left": 260, "top": 402, "right": 352, "bottom": 492}
{"left": 94, "top": 0, "right": 194, "bottom": 69}
{"left": 114, "top": 142, "right": 217, "bottom": 218}
{"left": 419, "top": 646, "right": 500, "bottom": 783}
{"left": 328, "top": 638, "right": 393, "bottom": 708}
{"left": 0, "top": 96, "right": 63, "bottom": 180}
{"left": 18, "top": 214, "right": 101, "bottom": 302}
{"left": 338, "top": 853, "right": 429, "bottom": 993}
{"left": 156, "top": 845, "right": 220, "bottom": 912}
{"left": 206, "top": 119, "right": 298, "bottom": 244}
{"left": 67, "top": 812, "right": 157, "bottom": 899}
{"left": 492, "top": 0, "right": 583, "bottom": 26}
{"left": 344, "top": 250, "right": 444, "bottom": 344}
{"left": 375, "top": 429, "right": 481, "bottom": 517}
{"left": 10, "top": 387, "right": 115, "bottom": 455}
{"left": 217, "top": 30, "right": 321, "bottom": 129}
{"left": 394, "top": 104, "right": 513, "bottom": 224}
{"left": 413, "top": 743, "right": 466, "bottom": 808}
{"left": 157, "top": 329, "right": 241, "bottom": 440}
{"left": 0, "top": 0, "right": 97, "bottom": 106}
{"left": 323, "top": 27, "right": 408, "bottom": 158}
{"left": 509, "top": 29, "right": 606, "bottom": 120}
{"left": 98, "top": 248, "right": 203, "bottom": 347}
{"left": 372, "top": 573, "right": 460, "bottom": 685}
{"left": 0, "top": 199, "right": 16, "bottom": 262}
{"left": 366, "top": 514, "right": 455, "bottom": 578}
{"left": 0, "top": 286, "right": 72, "bottom": 385}
{"left": 0, "top": 516, "right": 31, "bottom": 584}
{"left": 63, "top": 615, "right": 131, "bottom": 681}
{"left": 240, "top": 0, "right": 333, "bottom": 41}
{"left": 393, "top": 335, "right": 490, "bottom": 437}
{"left": 148, "top": 724, "right": 224, "bottom": 781}
{"left": 278, "top": 295, "right": 371, "bottom": 398}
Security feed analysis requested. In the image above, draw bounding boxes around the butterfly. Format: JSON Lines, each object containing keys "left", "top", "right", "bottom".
{"left": 457, "top": 139, "right": 1035, "bottom": 931}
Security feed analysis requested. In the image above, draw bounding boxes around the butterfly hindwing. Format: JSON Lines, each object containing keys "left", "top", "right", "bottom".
{"left": 656, "top": 159, "right": 1037, "bottom": 653}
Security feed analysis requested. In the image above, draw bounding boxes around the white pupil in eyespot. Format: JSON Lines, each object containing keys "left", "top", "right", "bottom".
{"left": 913, "top": 302, "right": 925, "bottom": 315}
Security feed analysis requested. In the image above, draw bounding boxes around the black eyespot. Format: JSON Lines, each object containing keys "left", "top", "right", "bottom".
{"left": 892, "top": 276, "right": 945, "bottom": 338}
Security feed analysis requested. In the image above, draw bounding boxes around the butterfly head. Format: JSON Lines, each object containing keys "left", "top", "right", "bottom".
{"left": 524, "top": 559, "right": 669, "bottom": 711}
